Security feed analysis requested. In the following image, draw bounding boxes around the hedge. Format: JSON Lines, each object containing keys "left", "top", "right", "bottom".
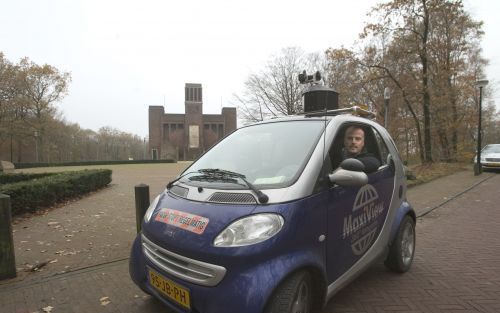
{"left": 14, "top": 159, "right": 176, "bottom": 169}
{"left": 0, "top": 172, "right": 58, "bottom": 185}
{"left": 0, "top": 169, "right": 112, "bottom": 216}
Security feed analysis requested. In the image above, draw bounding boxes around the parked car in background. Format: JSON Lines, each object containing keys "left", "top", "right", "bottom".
{"left": 129, "top": 76, "right": 416, "bottom": 313}
{"left": 475, "top": 144, "right": 500, "bottom": 171}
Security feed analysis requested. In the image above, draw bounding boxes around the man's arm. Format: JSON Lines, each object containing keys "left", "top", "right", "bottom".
{"left": 355, "top": 153, "right": 381, "bottom": 173}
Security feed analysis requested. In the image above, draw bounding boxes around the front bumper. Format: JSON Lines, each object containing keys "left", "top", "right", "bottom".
{"left": 129, "top": 234, "right": 324, "bottom": 313}
{"left": 481, "top": 160, "right": 500, "bottom": 169}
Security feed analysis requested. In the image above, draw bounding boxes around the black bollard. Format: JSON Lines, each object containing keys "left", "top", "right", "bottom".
{"left": 0, "top": 194, "right": 16, "bottom": 280}
{"left": 135, "top": 184, "right": 150, "bottom": 233}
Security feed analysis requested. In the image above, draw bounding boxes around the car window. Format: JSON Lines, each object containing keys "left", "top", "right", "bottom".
{"left": 372, "top": 128, "right": 390, "bottom": 165}
{"left": 483, "top": 145, "right": 500, "bottom": 153}
{"left": 327, "top": 122, "right": 382, "bottom": 170}
{"left": 183, "top": 120, "right": 326, "bottom": 189}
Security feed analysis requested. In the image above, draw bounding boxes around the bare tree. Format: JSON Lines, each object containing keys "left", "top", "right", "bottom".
{"left": 234, "top": 47, "right": 327, "bottom": 124}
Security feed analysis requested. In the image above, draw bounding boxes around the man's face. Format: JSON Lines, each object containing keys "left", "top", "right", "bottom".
{"left": 344, "top": 127, "right": 365, "bottom": 156}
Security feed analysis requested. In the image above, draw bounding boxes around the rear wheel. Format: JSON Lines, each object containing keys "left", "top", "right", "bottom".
{"left": 385, "top": 215, "right": 416, "bottom": 273}
{"left": 265, "top": 271, "right": 313, "bottom": 313}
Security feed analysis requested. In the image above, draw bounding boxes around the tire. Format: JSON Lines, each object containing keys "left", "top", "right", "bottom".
{"left": 385, "top": 215, "right": 416, "bottom": 273}
{"left": 265, "top": 271, "right": 313, "bottom": 313}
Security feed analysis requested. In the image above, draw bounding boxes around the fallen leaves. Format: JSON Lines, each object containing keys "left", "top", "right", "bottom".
{"left": 42, "top": 306, "right": 53, "bottom": 313}
{"left": 24, "top": 258, "right": 58, "bottom": 272}
{"left": 29, "top": 261, "right": 49, "bottom": 272}
{"left": 99, "top": 296, "right": 111, "bottom": 306}
{"left": 54, "top": 249, "right": 79, "bottom": 256}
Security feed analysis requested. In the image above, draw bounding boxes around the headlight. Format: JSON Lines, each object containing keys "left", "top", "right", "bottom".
{"left": 144, "top": 195, "right": 161, "bottom": 223}
{"left": 213, "top": 213, "right": 284, "bottom": 247}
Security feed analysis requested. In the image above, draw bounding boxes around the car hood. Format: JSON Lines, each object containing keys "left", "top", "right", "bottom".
{"left": 142, "top": 192, "right": 258, "bottom": 259}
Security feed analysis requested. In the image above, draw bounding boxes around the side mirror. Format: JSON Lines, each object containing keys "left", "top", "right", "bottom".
{"left": 329, "top": 159, "right": 368, "bottom": 187}
{"left": 387, "top": 154, "right": 395, "bottom": 173}
{"left": 339, "top": 158, "right": 365, "bottom": 172}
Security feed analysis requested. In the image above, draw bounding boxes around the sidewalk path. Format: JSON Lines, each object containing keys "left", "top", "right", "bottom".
{"left": 0, "top": 168, "right": 498, "bottom": 313}
{"left": 407, "top": 170, "right": 495, "bottom": 216}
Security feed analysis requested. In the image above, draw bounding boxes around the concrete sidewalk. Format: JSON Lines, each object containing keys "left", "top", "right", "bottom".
{"left": 0, "top": 169, "right": 497, "bottom": 313}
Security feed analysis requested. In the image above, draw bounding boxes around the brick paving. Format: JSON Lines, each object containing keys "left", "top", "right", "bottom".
{"left": 324, "top": 172, "right": 500, "bottom": 313}
{"left": 0, "top": 167, "right": 499, "bottom": 313}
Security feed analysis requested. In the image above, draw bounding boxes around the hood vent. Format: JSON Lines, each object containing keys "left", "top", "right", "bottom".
{"left": 208, "top": 192, "right": 257, "bottom": 204}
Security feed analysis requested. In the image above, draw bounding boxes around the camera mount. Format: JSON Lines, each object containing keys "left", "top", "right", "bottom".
{"left": 298, "top": 70, "right": 322, "bottom": 85}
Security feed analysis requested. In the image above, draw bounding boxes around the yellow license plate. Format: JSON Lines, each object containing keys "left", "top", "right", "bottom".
{"left": 148, "top": 268, "right": 191, "bottom": 309}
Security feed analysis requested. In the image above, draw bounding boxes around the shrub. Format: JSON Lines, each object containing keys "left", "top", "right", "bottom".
{"left": 0, "top": 172, "right": 58, "bottom": 185}
{"left": 0, "top": 169, "right": 112, "bottom": 216}
{"left": 14, "top": 159, "right": 176, "bottom": 169}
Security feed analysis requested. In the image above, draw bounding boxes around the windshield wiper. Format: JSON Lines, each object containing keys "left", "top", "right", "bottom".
{"left": 198, "top": 168, "right": 269, "bottom": 204}
{"left": 166, "top": 171, "right": 198, "bottom": 189}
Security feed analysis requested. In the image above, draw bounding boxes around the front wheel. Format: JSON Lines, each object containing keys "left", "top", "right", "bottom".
{"left": 385, "top": 215, "right": 416, "bottom": 273}
{"left": 265, "top": 271, "right": 313, "bottom": 313}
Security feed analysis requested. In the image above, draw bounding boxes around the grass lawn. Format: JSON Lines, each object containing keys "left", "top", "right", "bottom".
{"left": 407, "top": 162, "right": 472, "bottom": 187}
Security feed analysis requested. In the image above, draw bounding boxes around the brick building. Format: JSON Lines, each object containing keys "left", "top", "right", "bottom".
{"left": 149, "top": 83, "right": 237, "bottom": 161}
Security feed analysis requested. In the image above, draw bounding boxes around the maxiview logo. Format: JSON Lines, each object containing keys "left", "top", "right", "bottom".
{"left": 342, "top": 184, "right": 385, "bottom": 255}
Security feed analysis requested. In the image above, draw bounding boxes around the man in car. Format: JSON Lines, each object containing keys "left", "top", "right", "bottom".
{"left": 343, "top": 125, "right": 381, "bottom": 173}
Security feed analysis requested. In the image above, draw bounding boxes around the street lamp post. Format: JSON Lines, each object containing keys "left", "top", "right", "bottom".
{"left": 34, "top": 130, "right": 39, "bottom": 163}
{"left": 384, "top": 87, "right": 390, "bottom": 128}
{"left": 475, "top": 79, "right": 488, "bottom": 175}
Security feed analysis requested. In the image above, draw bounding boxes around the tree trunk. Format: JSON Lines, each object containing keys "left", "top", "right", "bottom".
{"left": 421, "top": 0, "right": 433, "bottom": 163}
{"left": 406, "top": 101, "right": 425, "bottom": 163}
{"left": 449, "top": 80, "right": 458, "bottom": 160}
{"left": 437, "top": 125, "right": 450, "bottom": 162}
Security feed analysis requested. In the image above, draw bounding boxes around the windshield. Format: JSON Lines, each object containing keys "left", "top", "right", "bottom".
{"left": 182, "top": 120, "right": 326, "bottom": 189}
{"left": 483, "top": 145, "right": 500, "bottom": 153}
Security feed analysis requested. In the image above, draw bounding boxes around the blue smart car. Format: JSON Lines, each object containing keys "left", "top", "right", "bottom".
{"left": 129, "top": 77, "right": 416, "bottom": 313}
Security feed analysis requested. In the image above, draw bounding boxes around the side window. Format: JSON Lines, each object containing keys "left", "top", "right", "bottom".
{"left": 328, "top": 123, "right": 382, "bottom": 170}
{"left": 373, "top": 128, "right": 390, "bottom": 165}
{"left": 328, "top": 124, "right": 348, "bottom": 171}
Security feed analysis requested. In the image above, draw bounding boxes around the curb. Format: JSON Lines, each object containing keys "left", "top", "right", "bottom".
{"left": 0, "top": 257, "right": 129, "bottom": 291}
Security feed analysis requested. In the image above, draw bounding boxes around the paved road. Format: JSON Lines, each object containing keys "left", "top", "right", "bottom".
{"left": 0, "top": 168, "right": 498, "bottom": 313}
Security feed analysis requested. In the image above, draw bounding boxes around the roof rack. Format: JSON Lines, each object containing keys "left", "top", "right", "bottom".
{"left": 304, "top": 106, "right": 376, "bottom": 119}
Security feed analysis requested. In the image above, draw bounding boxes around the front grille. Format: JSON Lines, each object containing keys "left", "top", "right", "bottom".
{"left": 141, "top": 234, "right": 226, "bottom": 287}
{"left": 208, "top": 192, "right": 257, "bottom": 204}
{"left": 169, "top": 185, "right": 189, "bottom": 198}
{"left": 485, "top": 158, "right": 500, "bottom": 162}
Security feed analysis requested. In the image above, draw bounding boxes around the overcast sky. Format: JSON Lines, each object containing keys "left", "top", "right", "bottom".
{"left": 1, "top": 0, "right": 498, "bottom": 138}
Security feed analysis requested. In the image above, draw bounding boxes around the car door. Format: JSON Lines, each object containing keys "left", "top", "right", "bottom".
{"left": 325, "top": 123, "right": 396, "bottom": 283}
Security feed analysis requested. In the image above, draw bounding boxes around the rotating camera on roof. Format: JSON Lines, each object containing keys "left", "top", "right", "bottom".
{"left": 299, "top": 70, "right": 339, "bottom": 113}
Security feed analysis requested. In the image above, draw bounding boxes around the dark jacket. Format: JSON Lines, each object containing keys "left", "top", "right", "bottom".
{"left": 342, "top": 149, "right": 381, "bottom": 173}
